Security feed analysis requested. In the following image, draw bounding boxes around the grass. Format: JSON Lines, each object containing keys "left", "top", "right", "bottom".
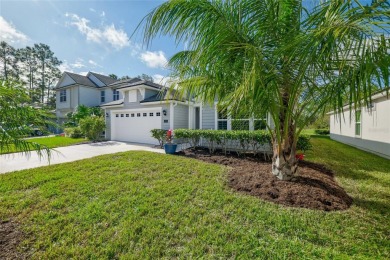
{"left": 0, "top": 137, "right": 389, "bottom": 258}
{"left": 0, "top": 136, "right": 86, "bottom": 154}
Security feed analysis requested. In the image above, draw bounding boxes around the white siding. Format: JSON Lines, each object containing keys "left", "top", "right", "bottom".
{"left": 330, "top": 96, "right": 390, "bottom": 159}
{"left": 57, "top": 74, "right": 75, "bottom": 88}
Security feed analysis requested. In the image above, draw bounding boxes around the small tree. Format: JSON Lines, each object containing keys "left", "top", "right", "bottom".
{"left": 79, "top": 116, "right": 105, "bottom": 142}
{"left": 0, "top": 80, "right": 51, "bottom": 157}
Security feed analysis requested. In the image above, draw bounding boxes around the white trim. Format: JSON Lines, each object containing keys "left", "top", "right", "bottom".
{"left": 199, "top": 103, "right": 203, "bottom": 129}
{"left": 140, "top": 100, "right": 192, "bottom": 106}
{"left": 170, "top": 102, "right": 174, "bottom": 129}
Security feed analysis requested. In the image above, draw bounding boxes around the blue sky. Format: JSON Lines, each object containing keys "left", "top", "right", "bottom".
{"left": 0, "top": 0, "right": 180, "bottom": 84}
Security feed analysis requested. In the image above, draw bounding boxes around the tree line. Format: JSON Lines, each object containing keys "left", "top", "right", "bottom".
{"left": 0, "top": 41, "right": 62, "bottom": 109}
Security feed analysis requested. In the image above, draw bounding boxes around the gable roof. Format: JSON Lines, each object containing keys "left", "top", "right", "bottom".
{"left": 63, "top": 72, "right": 97, "bottom": 88}
{"left": 89, "top": 72, "right": 118, "bottom": 85}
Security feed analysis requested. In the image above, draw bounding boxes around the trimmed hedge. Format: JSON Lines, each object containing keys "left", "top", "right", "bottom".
{"left": 173, "top": 129, "right": 311, "bottom": 154}
{"left": 315, "top": 129, "right": 330, "bottom": 135}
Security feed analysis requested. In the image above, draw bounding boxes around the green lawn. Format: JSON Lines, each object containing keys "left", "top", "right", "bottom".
{"left": 0, "top": 136, "right": 86, "bottom": 154}
{"left": 0, "top": 137, "right": 389, "bottom": 258}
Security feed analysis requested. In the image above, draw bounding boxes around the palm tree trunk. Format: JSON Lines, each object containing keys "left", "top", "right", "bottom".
{"left": 271, "top": 134, "right": 298, "bottom": 180}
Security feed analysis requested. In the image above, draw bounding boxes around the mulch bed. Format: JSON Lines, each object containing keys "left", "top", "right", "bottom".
{"left": 0, "top": 220, "right": 26, "bottom": 260}
{"left": 179, "top": 148, "right": 353, "bottom": 211}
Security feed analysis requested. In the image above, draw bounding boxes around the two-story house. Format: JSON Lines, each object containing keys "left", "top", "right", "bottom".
{"left": 54, "top": 71, "right": 122, "bottom": 123}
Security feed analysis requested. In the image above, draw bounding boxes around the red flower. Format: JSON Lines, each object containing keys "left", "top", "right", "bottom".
{"left": 295, "top": 153, "right": 305, "bottom": 161}
{"left": 166, "top": 129, "right": 173, "bottom": 143}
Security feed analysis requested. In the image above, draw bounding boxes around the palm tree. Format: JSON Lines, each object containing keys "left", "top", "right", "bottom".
{"left": 141, "top": 0, "right": 389, "bottom": 180}
{"left": 0, "top": 80, "right": 51, "bottom": 158}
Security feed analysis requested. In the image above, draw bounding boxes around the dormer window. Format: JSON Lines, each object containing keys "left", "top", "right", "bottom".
{"left": 113, "top": 90, "right": 119, "bottom": 101}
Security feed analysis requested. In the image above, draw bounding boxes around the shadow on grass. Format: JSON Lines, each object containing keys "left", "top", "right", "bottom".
{"left": 353, "top": 197, "right": 390, "bottom": 215}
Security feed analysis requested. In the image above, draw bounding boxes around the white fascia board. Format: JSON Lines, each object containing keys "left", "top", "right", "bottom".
{"left": 110, "top": 107, "right": 162, "bottom": 113}
{"left": 327, "top": 89, "right": 389, "bottom": 115}
{"left": 140, "top": 100, "right": 193, "bottom": 106}
{"left": 101, "top": 104, "right": 124, "bottom": 108}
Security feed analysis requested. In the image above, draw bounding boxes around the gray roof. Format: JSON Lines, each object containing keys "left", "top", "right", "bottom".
{"left": 116, "top": 80, "right": 164, "bottom": 90}
{"left": 64, "top": 72, "right": 97, "bottom": 88}
{"left": 89, "top": 72, "right": 118, "bottom": 85}
{"left": 108, "top": 78, "right": 142, "bottom": 87}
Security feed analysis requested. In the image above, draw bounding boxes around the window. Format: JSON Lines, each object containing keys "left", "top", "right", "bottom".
{"left": 156, "top": 112, "right": 161, "bottom": 117}
{"left": 113, "top": 90, "right": 119, "bottom": 101}
{"left": 116, "top": 114, "right": 119, "bottom": 118}
{"left": 131, "top": 113, "right": 135, "bottom": 117}
{"left": 121, "top": 114, "right": 124, "bottom": 117}
{"left": 355, "top": 110, "right": 361, "bottom": 136}
{"left": 126, "top": 114, "right": 129, "bottom": 117}
{"left": 101, "top": 90, "right": 105, "bottom": 103}
{"left": 149, "top": 112, "right": 154, "bottom": 117}
{"left": 137, "top": 113, "right": 141, "bottom": 117}
{"left": 217, "top": 107, "right": 228, "bottom": 130}
{"left": 60, "top": 89, "right": 66, "bottom": 102}
{"left": 143, "top": 113, "right": 147, "bottom": 117}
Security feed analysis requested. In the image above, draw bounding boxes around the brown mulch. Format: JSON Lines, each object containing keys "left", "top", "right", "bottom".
{"left": 0, "top": 220, "right": 27, "bottom": 260}
{"left": 180, "top": 148, "right": 353, "bottom": 211}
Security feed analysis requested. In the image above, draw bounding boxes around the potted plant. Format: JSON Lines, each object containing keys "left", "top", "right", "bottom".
{"left": 164, "top": 129, "right": 177, "bottom": 154}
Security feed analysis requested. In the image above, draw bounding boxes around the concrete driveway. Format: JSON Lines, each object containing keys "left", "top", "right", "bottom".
{"left": 0, "top": 141, "right": 165, "bottom": 174}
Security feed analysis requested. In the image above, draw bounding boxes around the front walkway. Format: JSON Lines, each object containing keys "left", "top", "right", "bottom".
{"left": 0, "top": 141, "right": 164, "bottom": 174}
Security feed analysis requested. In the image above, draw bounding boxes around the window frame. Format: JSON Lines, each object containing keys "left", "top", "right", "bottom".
{"left": 59, "top": 89, "right": 67, "bottom": 102}
{"left": 355, "top": 110, "right": 362, "bottom": 137}
{"left": 100, "top": 90, "right": 105, "bottom": 103}
{"left": 113, "top": 89, "right": 119, "bottom": 101}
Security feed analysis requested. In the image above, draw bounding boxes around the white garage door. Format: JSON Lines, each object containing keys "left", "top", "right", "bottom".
{"left": 111, "top": 109, "right": 162, "bottom": 145}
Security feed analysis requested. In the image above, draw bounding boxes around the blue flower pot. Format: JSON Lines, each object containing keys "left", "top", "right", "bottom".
{"left": 164, "top": 143, "right": 177, "bottom": 154}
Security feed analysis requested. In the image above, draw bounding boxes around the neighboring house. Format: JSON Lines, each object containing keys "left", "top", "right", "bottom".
{"left": 329, "top": 90, "right": 390, "bottom": 159}
{"left": 54, "top": 71, "right": 122, "bottom": 123}
{"left": 55, "top": 71, "right": 270, "bottom": 145}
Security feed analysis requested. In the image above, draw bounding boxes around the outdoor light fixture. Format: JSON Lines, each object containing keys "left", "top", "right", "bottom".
{"left": 163, "top": 110, "right": 167, "bottom": 116}
{"left": 105, "top": 112, "right": 109, "bottom": 118}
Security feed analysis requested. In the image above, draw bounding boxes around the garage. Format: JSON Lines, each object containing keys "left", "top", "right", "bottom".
{"left": 111, "top": 108, "right": 162, "bottom": 145}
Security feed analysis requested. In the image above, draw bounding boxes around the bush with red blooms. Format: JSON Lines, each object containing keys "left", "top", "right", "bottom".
{"left": 295, "top": 153, "right": 305, "bottom": 161}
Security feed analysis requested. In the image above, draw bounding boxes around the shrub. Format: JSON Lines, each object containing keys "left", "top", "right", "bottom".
{"left": 150, "top": 129, "right": 167, "bottom": 148}
{"left": 173, "top": 129, "right": 311, "bottom": 154}
{"left": 64, "top": 127, "right": 84, "bottom": 138}
{"left": 296, "top": 134, "right": 312, "bottom": 151}
{"left": 79, "top": 116, "right": 105, "bottom": 141}
{"left": 314, "top": 129, "right": 330, "bottom": 135}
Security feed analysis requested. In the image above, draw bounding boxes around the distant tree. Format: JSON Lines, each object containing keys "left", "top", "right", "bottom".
{"left": 0, "top": 41, "right": 19, "bottom": 81}
{"left": 137, "top": 73, "right": 154, "bottom": 82}
{"left": 109, "top": 74, "right": 118, "bottom": 79}
{"left": 16, "top": 46, "right": 39, "bottom": 99}
{"left": 120, "top": 75, "right": 131, "bottom": 80}
{"left": 34, "top": 43, "right": 62, "bottom": 104}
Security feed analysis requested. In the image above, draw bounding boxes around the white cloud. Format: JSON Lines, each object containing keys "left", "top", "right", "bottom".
{"left": 100, "top": 11, "right": 105, "bottom": 17}
{"left": 153, "top": 74, "right": 174, "bottom": 87}
{"left": 140, "top": 51, "right": 168, "bottom": 69}
{"left": 65, "top": 13, "right": 130, "bottom": 50}
{"left": 0, "top": 16, "right": 29, "bottom": 46}
{"left": 71, "top": 58, "right": 85, "bottom": 69}
{"left": 89, "top": 8, "right": 96, "bottom": 12}
{"left": 88, "top": 59, "right": 102, "bottom": 68}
